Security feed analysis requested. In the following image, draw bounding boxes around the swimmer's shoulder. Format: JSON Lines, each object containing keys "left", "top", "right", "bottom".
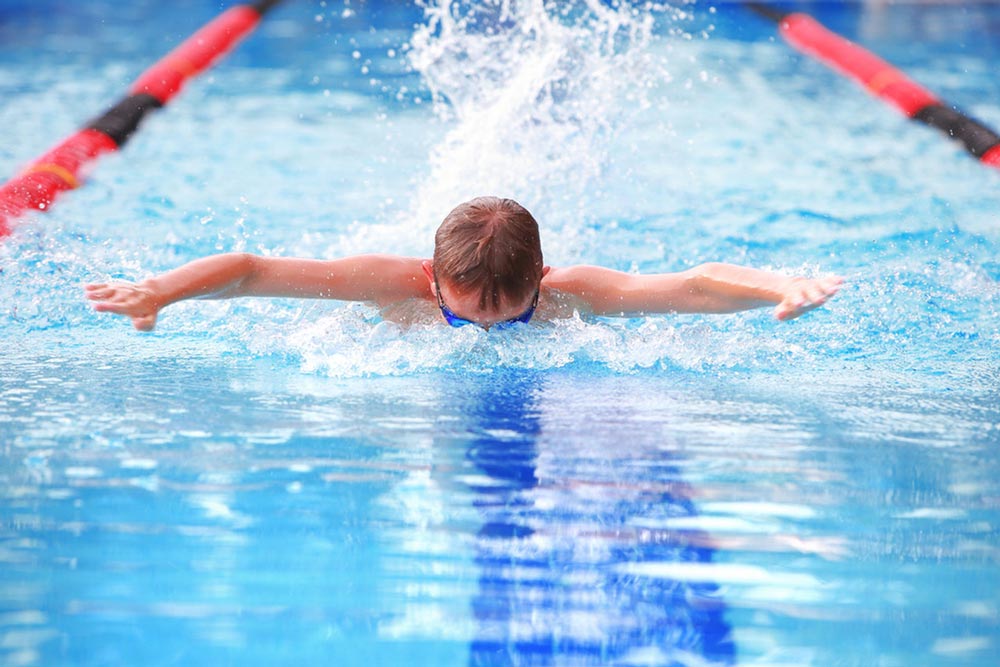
{"left": 539, "top": 266, "right": 596, "bottom": 320}
{"left": 359, "top": 255, "right": 432, "bottom": 306}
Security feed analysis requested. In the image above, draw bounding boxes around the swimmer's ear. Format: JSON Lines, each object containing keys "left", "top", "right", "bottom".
{"left": 421, "top": 260, "right": 436, "bottom": 293}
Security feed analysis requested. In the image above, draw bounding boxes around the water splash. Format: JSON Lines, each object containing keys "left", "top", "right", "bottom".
{"left": 402, "top": 0, "right": 683, "bottom": 237}
{"left": 244, "top": 305, "right": 808, "bottom": 378}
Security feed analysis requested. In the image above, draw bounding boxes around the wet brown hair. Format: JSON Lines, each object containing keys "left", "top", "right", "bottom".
{"left": 433, "top": 196, "right": 544, "bottom": 311}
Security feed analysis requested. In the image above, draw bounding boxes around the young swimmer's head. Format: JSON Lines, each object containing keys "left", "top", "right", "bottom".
{"left": 425, "top": 196, "right": 545, "bottom": 329}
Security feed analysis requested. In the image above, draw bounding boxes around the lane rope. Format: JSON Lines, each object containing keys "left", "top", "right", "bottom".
{"left": 744, "top": 2, "right": 1000, "bottom": 171}
{"left": 0, "top": 0, "right": 284, "bottom": 238}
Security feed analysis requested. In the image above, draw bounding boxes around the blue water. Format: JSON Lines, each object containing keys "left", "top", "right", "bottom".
{"left": 2, "top": 1, "right": 999, "bottom": 665}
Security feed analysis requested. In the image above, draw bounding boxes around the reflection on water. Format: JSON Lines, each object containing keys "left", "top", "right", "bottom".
{"left": 1, "top": 354, "right": 999, "bottom": 666}
{"left": 454, "top": 371, "right": 734, "bottom": 665}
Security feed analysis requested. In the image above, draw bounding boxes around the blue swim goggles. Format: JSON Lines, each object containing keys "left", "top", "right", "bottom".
{"left": 435, "top": 281, "right": 539, "bottom": 329}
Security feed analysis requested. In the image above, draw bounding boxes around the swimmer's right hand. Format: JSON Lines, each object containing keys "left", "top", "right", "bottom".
{"left": 85, "top": 282, "right": 161, "bottom": 331}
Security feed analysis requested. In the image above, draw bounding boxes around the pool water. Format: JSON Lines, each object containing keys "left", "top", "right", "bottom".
{"left": 1, "top": 1, "right": 999, "bottom": 665}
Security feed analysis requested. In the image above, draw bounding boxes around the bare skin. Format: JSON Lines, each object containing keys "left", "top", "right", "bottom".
{"left": 85, "top": 252, "right": 842, "bottom": 331}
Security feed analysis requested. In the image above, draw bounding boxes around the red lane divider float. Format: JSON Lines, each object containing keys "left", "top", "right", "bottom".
{"left": 0, "top": 0, "right": 284, "bottom": 238}
{"left": 745, "top": 2, "right": 1000, "bottom": 172}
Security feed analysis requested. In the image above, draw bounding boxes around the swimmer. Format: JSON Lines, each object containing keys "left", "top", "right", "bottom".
{"left": 86, "top": 196, "right": 842, "bottom": 331}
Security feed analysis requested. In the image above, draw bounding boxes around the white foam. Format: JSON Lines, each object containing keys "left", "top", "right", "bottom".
{"left": 261, "top": 306, "right": 806, "bottom": 378}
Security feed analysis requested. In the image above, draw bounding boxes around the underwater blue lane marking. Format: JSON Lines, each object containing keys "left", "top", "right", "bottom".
{"left": 461, "top": 371, "right": 734, "bottom": 665}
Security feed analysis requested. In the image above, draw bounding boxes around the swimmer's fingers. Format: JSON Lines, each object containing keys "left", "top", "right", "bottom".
{"left": 811, "top": 276, "right": 843, "bottom": 306}
{"left": 85, "top": 286, "right": 119, "bottom": 301}
{"left": 85, "top": 282, "right": 141, "bottom": 302}
{"left": 775, "top": 276, "right": 842, "bottom": 320}
{"left": 91, "top": 295, "right": 154, "bottom": 316}
{"left": 88, "top": 289, "right": 136, "bottom": 311}
{"left": 92, "top": 300, "right": 143, "bottom": 315}
{"left": 86, "top": 283, "right": 161, "bottom": 330}
{"left": 802, "top": 280, "right": 834, "bottom": 306}
{"left": 93, "top": 302, "right": 160, "bottom": 331}
{"left": 775, "top": 276, "right": 843, "bottom": 321}
{"left": 132, "top": 313, "right": 158, "bottom": 331}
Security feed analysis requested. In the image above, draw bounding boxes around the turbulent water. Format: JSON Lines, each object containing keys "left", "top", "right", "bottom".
{"left": 1, "top": 1, "right": 999, "bottom": 666}
{"left": 1, "top": 0, "right": 997, "bottom": 380}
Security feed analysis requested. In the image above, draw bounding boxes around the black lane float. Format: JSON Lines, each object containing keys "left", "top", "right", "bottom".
{"left": 0, "top": 0, "right": 284, "bottom": 238}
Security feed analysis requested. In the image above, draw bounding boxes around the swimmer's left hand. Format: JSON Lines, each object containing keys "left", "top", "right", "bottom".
{"left": 85, "top": 282, "right": 161, "bottom": 331}
{"left": 774, "top": 275, "right": 843, "bottom": 321}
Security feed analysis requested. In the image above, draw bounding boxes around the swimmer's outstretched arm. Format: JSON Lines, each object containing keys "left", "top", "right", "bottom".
{"left": 544, "top": 263, "right": 842, "bottom": 321}
{"left": 86, "top": 253, "right": 428, "bottom": 330}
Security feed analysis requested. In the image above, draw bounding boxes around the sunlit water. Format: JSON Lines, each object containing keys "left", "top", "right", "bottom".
{"left": 1, "top": 1, "right": 998, "bottom": 666}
